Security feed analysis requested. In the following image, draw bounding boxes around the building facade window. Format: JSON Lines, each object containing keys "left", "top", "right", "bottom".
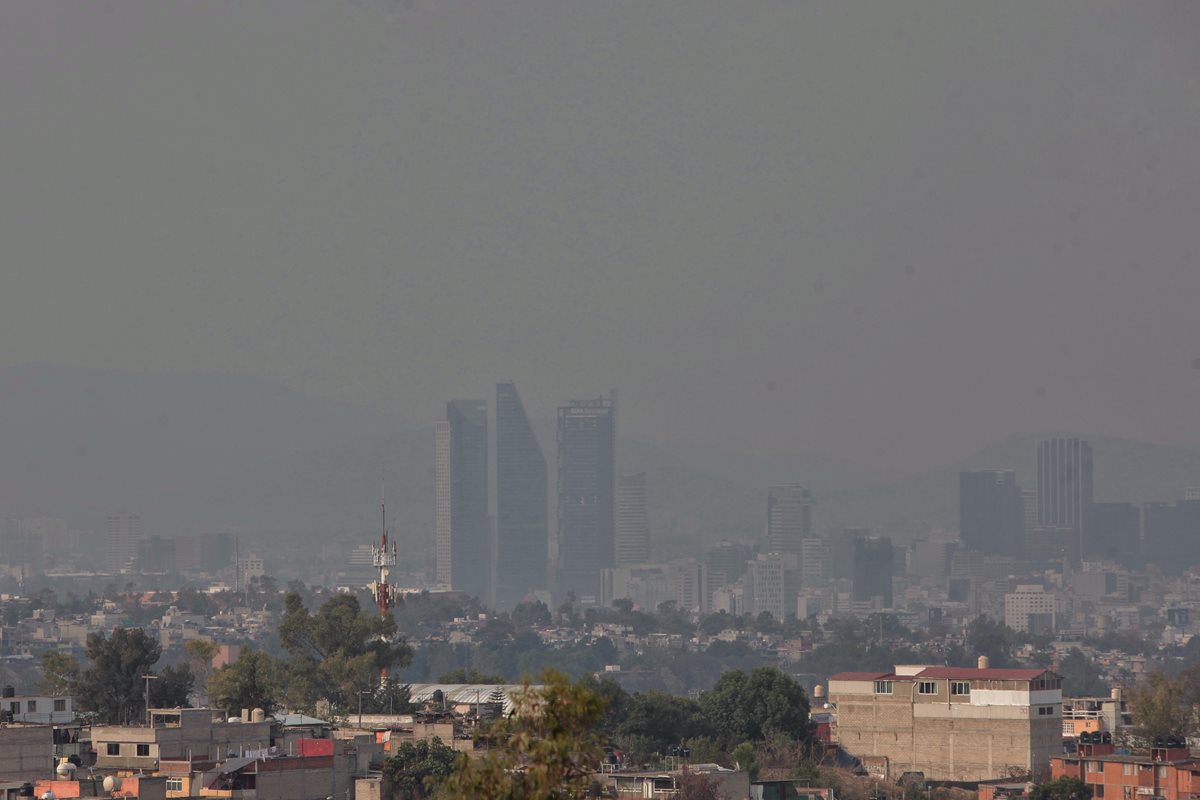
{"left": 26, "top": 700, "right": 36, "bottom": 713}
{"left": 136, "top": 743, "right": 150, "bottom": 757}
{"left": 918, "top": 681, "right": 937, "bottom": 695}
{"left": 874, "top": 680, "right": 893, "bottom": 695}
{"left": 1038, "top": 706, "right": 1056, "bottom": 716}
{"left": 106, "top": 743, "right": 120, "bottom": 756}
{"left": 166, "top": 779, "right": 184, "bottom": 792}
{"left": 950, "top": 681, "right": 971, "bottom": 696}
{"left": 53, "top": 699, "right": 66, "bottom": 712}
{"left": 1085, "top": 761, "right": 1099, "bottom": 773}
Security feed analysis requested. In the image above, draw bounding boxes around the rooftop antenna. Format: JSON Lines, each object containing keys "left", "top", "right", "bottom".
{"left": 370, "top": 482, "right": 398, "bottom": 686}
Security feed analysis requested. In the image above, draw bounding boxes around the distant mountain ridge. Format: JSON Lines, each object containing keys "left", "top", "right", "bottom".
{"left": 2, "top": 364, "right": 1198, "bottom": 565}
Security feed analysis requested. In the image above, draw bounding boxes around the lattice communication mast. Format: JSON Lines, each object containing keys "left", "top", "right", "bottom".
{"left": 370, "top": 501, "right": 398, "bottom": 683}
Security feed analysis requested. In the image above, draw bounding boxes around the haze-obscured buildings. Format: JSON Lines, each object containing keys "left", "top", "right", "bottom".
{"left": 556, "top": 394, "right": 616, "bottom": 604}
{"left": 495, "top": 381, "right": 548, "bottom": 609}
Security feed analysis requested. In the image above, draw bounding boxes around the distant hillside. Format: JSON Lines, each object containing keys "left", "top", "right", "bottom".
{"left": 3, "top": 365, "right": 1199, "bottom": 566}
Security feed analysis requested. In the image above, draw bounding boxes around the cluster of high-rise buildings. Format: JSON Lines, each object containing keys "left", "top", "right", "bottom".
{"left": 434, "top": 384, "right": 645, "bottom": 609}
{"left": 960, "top": 436, "right": 1200, "bottom": 571}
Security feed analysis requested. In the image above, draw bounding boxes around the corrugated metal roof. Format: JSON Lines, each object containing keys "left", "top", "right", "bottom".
{"left": 406, "top": 684, "right": 542, "bottom": 715}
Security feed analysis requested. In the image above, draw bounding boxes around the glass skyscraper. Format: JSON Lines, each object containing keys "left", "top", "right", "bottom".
{"left": 436, "top": 399, "right": 490, "bottom": 600}
{"left": 556, "top": 393, "right": 616, "bottom": 604}
{"left": 495, "top": 381, "right": 548, "bottom": 609}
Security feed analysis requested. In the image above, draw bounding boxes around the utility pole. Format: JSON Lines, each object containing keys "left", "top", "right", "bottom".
{"left": 142, "top": 674, "right": 158, "bottom": 727}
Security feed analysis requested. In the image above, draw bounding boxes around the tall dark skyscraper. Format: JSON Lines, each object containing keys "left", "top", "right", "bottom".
{"left": 437, "top": 399, "right": 490, "bottom": 601}
{"left": 766, "top": 484, "right": 812, "bottom": 555}
{"left": 852, "top": 535, "right": 894, "bottom": 608}
{"left": 494, "top": 381, "right": 548, "bottom": 609}
{"left": 959, "top": 469, "right": 1024, "bottom": 557}
{"left": 616, "top": 472, "right": 649, "bottom": 565}
{"left": 556, "top": 393, "right": 616, "bottom": 604}
{"left": 1037, "top": 437, "right": 1094, "bottom": 559}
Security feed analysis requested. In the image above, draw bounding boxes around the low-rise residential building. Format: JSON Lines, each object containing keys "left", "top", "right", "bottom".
{"left": 2, "top": 692, "right": 76, "bottom": 724}
{"left": 1051, "top": 735, "right": 1200, "bottom": 800}
{"left": 828, "top": 663, "right": 1062, "bottom": 782}
{"left": 0, "top": 725, "right": 53, "bottom": 784}
{"left": 92, "top": 708, "right": 272, "bottom": 770}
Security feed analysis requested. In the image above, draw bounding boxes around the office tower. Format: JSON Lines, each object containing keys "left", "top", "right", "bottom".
{"left": 106, "top": 513, "right": 142, "bottom": 573}
{"left": 136, "top": 536, "right": 176, "bottom": 574}
{"left": 197, "top": 532, "right": 236, "bottom": 574}
{"left": 616, "top": 473, "right": 649, "bottom": 565}
{"left": 910, "top": 539, "right": 955, "bottom": 579}
{"left": 706, "top": 540, "right": 752, "bottom": 601}
{"left": 494, "top": 381, "right": 548, "bottom": 608}
{"left": 1037, "top": 437, "right": 1093, "bottom": 559}
{"left": 1022, "top": 490, "right": 1038, "bottom": 532}
{"left": 1143, "top": 498, "right": 1200, "bottom": 572}
{"left": 959, "top": 470, "right": 1024, "bottom": 557}
{"left": 800, "top": 537, "right": 831, "bottom": 585}
{"left": 1004, "top": 585, "right": 1057, "bottom": 634}
{"left": 832, "top": 528, "right": 870, "bottom": 579}
{"left": 766, "top": 484, "right": 812, "bottom": 556}
{"left": 852, "top": 535, "right": 893, "bottom": 608}
{"left": 1086, "top": 502, "right": 1140, "bottom": 564}
{"left": 747, "top": 553, "right": 786, "bottom": 619}
{"left": 556, "top": 393, "right": 616, "bottom": 604}
{"left": 435, "top": 400, "right": 490, "bottom": 600}
{"left": 434, "top": 421, "right": 452, "bottom": 586}
{"left": 667, "top": 557, "right": 708, "bottom": 614}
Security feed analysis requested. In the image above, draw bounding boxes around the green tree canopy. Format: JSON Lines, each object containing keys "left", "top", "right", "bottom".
{"left": 37, "top": 651, "right": 80, "bottom": 696}
{"left": 1057, "top": 648, "right": 1108, "bottom": 697}
{"left": 383, "top": 737, "right": 461, "bottom": 799}
{"left": 150, "top": 664, "right": 195, "bottom": 709}
{"left": 698, "top": 667, "right": 812, "bottom": 749}
{"left": 278, "top": 592, "right": 413, "bottom": 712}
{"left": 207, "top": 649, "right": 281, "bottom": 714}
{"left": 1030, "top": 777, "right": 1091, "bottom": 800}
{"left": 438, "top": 668, "right": 506, "bottom": 684}
{"left": 440, "top": 670, "right": 607, "bottom": 799}
{"left": 617, "top": 692, "right": 711, "bottom": 757}
{"left": 76, "top": 627, "right": 162, "bottom": 724}
{"left": 1128, "top": 669, "right": 1200, "bottom": 744}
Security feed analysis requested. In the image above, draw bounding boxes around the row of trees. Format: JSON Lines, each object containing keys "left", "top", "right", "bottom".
{"left": 38, "top": 592, "right": 412, "bottom": 721}
{"left": 39, "top": 628, "right": 193, "bottom": 724}
{"left": 382, "top": 667, "right": 811, "bottom": 799}
{"left": 208, "top": 593, "right": 412, "bottom": 715}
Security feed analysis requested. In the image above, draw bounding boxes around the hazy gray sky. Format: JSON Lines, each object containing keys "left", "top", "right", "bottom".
{"left": 2, "top": 1, "right": 1198, "bottom": 473}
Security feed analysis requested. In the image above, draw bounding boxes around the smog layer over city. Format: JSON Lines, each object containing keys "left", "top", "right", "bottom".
{"left": 1, "top": 3, "right": 1199, "bottom": 799}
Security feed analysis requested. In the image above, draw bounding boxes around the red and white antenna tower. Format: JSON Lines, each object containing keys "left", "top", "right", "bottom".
{"left": 370, "top": 497, "right": 398, "bottom": 684}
